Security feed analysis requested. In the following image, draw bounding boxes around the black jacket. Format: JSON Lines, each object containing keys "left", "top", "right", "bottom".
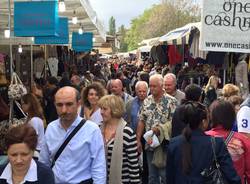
{"left": 166, "top": 130, "right": 241, "bottom": 184}
{"left": 0, "top": 160, "right": 55, "bottom": 184}
{"left": 171, "top": 105, "right": 186, "bottom": 137}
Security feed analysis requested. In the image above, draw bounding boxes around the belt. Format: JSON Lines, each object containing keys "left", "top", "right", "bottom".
{"left": 79, "top": 178, "right": 93, "bottom": 184}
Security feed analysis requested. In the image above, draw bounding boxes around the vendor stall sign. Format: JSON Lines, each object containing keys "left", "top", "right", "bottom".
{"left": 14, "top": 1, "right": 59, "bottom": 37}
{"left": 200, "top": 0, "right": 250, "bottom": 53}
{"left": 34, "top": 17, "right": 68, "bottom": 45}
{"left": 72, "top": 32, "right": 93, "bottom": 52}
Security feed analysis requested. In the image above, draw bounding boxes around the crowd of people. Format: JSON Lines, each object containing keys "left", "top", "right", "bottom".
{"left": 0, "top": 55, "right": 250, "bottom": 184}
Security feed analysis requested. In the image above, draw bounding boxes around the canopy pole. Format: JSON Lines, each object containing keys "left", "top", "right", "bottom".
{"left": 30, "top": 44, "right": 33, "bottom": 90}
{"left": 44, "top": 45, "right": 47, "bottom": 78}
{"left": 8, "top": 0, "right": 13, "bottom": 75}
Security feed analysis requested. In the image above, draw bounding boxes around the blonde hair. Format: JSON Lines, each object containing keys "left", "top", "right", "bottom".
{"left": 98, "top": 95, "right": 125, "bottom": 118}
{"left": 222, "top": 84, "right": 240, "bottom": 98}
{"left": 205, "top": 75, "right": 219, "bottom": 92}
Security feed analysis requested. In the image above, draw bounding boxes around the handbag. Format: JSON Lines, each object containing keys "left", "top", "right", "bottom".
{"left": 201, "top": 137, "right": 228, "bottom": 184}
{"left": 8, "top": 72, "right": 27, "bottom": 100}
{"left": 0, "top": 100, "right": 27, "bottom": 152}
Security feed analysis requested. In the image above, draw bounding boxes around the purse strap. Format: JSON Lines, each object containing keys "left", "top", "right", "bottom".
{"left": 211, "top": 137, "right": 220, "bottom": 169}
{"left": 51, "top": 119, "right": 86, "bottom": 168}
{"left": 10, "top": 72, "right": 16, "bottom": 85}
{"left": 14, "top": 100, "right": 27, "bottom": 118}
{"left": 224, "top": 131, "right": 234, "bottom": 145}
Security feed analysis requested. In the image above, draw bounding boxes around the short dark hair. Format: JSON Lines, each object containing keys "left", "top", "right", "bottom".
{"left": 5, "top": 124, "right": 37, "bottom": 151}
{"left": 209, "top": 99, "right": 235, "bottom": 130}
{"left": 47, "top": 76, "right": 58, "bottom": 85}
{"left": 184, "top": 84, "right": 202, "bottom": 101}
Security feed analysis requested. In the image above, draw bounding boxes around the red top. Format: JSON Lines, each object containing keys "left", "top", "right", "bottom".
{"left": 206, "top": 126, "right": 250, "bottom": 184}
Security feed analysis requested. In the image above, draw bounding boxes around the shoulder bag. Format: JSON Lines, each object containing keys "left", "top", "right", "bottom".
{"left": 201, "top": 134, "right": 234, "bottom": 184}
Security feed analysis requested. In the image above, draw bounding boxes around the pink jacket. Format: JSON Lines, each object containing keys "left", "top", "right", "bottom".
{"left": 206, "top": 126, "right": 250, "bottom": 184}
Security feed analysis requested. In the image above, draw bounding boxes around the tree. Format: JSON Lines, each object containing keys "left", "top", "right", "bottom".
{"left": 108, "top": 16, "right": 116, "bottom": 36}
{"left": 125, "top": 8, "right": 154, "bottom": 51}
{"left": 117, "top": 25, "right": 128, "bottom": 52}
{"left": 124, "top": 0, "right": 200, "bottom": 51}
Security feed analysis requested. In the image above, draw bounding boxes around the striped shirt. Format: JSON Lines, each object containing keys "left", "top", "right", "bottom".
{"left": 106, "top": 126, "right": 140, "bottom": 184}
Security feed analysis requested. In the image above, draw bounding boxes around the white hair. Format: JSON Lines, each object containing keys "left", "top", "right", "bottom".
{"left": 135, "top": 81, "right": 148, "bottom": 90}
{"left": 150, "top": 74, "right": 163, "bottom": 86}
{"left": 164, "top": 73, "right": 177, "bottom": 85}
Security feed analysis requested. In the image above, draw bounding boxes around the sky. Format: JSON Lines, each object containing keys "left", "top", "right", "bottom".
{"left": 89, "top": 0, "right": 161, "bottom": 30}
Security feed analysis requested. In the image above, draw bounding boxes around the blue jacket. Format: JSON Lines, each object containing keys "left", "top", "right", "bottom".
{"left": 0, "top": 160, "right": 55, "bottom": 184}
{"left": 166, "top": 130, "right": 241, "bottom": 184}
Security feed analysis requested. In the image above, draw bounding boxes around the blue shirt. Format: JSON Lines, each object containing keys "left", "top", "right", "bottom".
{"left": 39, "top": 115, "right": 106, "bottom": 184}
{"left": 130, "top": 97, "right": 142, "bottom": 132}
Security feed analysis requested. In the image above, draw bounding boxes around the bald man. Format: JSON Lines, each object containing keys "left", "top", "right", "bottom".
{"left": 110, "top": 79, "right": 134, "bottom": 121}
{"left": 110, "top": 79, "right": 133, "bottom": 103}
{"left": 39, "top": 86, "right": 106, "bottom": 184}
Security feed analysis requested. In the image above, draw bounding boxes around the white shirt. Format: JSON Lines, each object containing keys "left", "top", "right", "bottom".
{"left": 88, "top": 108, "right": 103, "bottom": 126}
{"left": 28, "top": 117, "right": 44, "bottom": 151}
{"left": 237, "top": 106, "right": 250, "bottom": 133}
{"left": 0, "top": 159, "right": 37, "bottom": 184}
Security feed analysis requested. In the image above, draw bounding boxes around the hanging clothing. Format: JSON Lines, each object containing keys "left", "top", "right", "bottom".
{"left": 168, "top": 45, "right": 183, "bottom": 65}
{"left": 189, "top": 32, "right": 208, "bottom": 59}
{"left": 235, "top": 60, "right": 249, "bottom": 98}
{"left": 34, "top": 58, "right": 45, "bottom": 78}
{"left": 47, "top": 58, "right": 58, "bottom": 77}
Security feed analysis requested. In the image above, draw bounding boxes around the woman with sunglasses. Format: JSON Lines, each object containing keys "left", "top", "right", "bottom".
{"left": 166, "top": 101, "right": 241, "bottom": 184}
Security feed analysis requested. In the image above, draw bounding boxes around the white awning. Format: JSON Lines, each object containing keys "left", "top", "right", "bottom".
{"left": 137, "top": 45, "right": 151, "bottom": 52}
{"left": 138, "top": 37, "right": 160, "bottom": 46}
{"left": 159, "top": 22, "right": 201, "bottom": 45}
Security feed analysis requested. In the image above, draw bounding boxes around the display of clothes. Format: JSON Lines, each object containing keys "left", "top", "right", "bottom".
{"left": 150, "top": 45, "right": 168, "bottom": 65}
{"left": 46, "top": 45, "right": 58, "bottom": 58}
{"left": 47, "top": 57, "right": 58, "bottom": 77}
{"left": 235, "top": 55, "right": 249, "bottom": 99}
{"left": 34, "top": 57, "right": 45, "bottom": 78}
{"left": 189, "top": 31, "right": 208, "bottom": 59}
{"left": 168, "top": 45, "right": 183, "bottom": 65}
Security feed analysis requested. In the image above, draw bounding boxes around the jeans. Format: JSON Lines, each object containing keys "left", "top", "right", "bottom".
{"left": 146, "top": 150, "right": 166, "bottom": 184}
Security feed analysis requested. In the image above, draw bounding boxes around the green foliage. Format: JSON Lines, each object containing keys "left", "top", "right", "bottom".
{"left": 118, "top": 25, "right": 128, "bottom": 52}
{"left": 124, "top": 0, "right": 200, "bottom": 51}
{"left": 108, "top": 16, "right": 116, "bottom": 36}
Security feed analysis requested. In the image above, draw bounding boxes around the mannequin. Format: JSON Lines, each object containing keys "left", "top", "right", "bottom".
{"left": 235, "top": 54, "right": 249, "bottom": 99}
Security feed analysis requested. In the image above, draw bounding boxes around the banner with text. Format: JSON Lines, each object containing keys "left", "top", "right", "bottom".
{"left": 72, "top": 32, "right": 93, "bottom": 52}
{"left": 34, "top": 17, "right": 68, "bottom": 45}
{"left": 14, "top": 1, "right": 59, "bottom": 37}
{"left": 200, "top": 0, "right": 250, "bottom": 53}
